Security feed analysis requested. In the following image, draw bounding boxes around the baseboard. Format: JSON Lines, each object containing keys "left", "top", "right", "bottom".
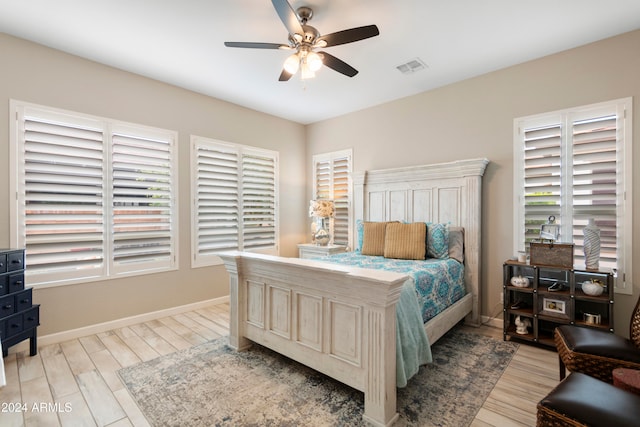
{"left": 481, "top": 315, "right": 503, "bottom": 329}
{"left": 9, "top": 300, "right": 502, "bottom": 355}
{"left": 8, "top": 296, "right": 230, "bottom": 355}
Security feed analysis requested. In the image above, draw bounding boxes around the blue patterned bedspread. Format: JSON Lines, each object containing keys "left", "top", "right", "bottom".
{"left": 320, "top": 252, "right": 466, "bottom": 323}
{"left": 314, "top": 252, "right": 465, "bottom": 387}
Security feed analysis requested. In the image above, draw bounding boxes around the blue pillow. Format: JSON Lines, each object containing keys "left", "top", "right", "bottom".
{"left": 355, "top": 219, "right": 364, "bottom": 253}
{"left": 427, "top": 223, "right": 449, "bottom": 259}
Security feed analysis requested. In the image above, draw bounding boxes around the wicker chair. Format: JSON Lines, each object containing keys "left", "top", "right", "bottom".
{"left": 554, "top": 295, "right": 640, "bottom": 383}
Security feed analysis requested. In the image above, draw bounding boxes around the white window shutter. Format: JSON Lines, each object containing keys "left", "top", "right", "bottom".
{"left": 19, "top": 110, "right": 107, "bottom": 282}
{"left": 315, "top": 159, "right": 332, "bottom": 200}
{"left": 313, "top": 150, "right": 352, "bottom": 247}
{"left": 522, "top": 122, "right": 563, "bottom": 243}
{"left": 241, "top": 151, "right": 276, "bottom": 250}
{"left": 331, "top": 155, "right": 350, "bottom": 246}
{"left": 12, "top": 101, "right": 178, "bottom": 286}
{"left": 191, "top": 137, "right": 278, "bottom": 267}
{"left": 194, "top": 142, "right": 240, "bottom": 257}
{"left": 571, "top": 114, "right": 618, "bottom": 267}
{"left": 111, "top": 128, "right": 176, "bottom": 273}
{"left": 515, "top": 98, "right": 632, "bottom": 294}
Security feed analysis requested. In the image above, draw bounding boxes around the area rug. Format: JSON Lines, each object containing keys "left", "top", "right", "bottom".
{"left": 118, "top": 327, "right": 518, "bottom": 426}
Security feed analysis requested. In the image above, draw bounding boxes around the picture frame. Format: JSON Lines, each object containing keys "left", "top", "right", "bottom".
{"left": 543, "top": 297, "right": 566, "bottom": 314}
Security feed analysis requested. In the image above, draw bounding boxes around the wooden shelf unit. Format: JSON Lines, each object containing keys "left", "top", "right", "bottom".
{"left": 503, "top": 260, "right": 614, "bottom": 350}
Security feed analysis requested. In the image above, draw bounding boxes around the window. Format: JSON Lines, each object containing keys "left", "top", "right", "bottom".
{"left": 312, "top": 149, "right": 352, "bottom": 247}
{"left": 513, "top": 98, "right": 632, "bottom": 293}
{"left": 10, "top": 101, "right": 178, "bottom": 287}
{"left": 191, "top": 136, "right": 278, "bottom": 267}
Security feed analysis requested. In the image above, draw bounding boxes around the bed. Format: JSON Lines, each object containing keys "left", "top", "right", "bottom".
{"left": 219, "top": 157, "right": 489, "bottom": 427}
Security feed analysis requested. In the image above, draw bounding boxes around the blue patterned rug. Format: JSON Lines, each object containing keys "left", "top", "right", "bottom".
{"left": 118, "top": 327, "right": 517, "bottom": 426}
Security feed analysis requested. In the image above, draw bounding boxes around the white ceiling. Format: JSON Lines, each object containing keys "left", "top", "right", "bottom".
{"left": 2, "top": 0, "right": 640, "bottom": 124}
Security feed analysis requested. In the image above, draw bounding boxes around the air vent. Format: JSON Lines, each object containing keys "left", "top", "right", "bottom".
{"left": 396, "top": 58, "right": 428, "bottom": 74}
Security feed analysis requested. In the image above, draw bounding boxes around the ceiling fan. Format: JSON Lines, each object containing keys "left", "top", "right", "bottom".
{"left": 224, "top": 0, "right": 380, "bottom": 81}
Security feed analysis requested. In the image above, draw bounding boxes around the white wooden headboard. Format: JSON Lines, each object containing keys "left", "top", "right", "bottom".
{"left": 352, "top": 158, "right": 489, "bottom": 326}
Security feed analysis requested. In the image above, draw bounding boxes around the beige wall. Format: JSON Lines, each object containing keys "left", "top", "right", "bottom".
{"left": 0, "top": 33, "right": 307, "bottom": 335}
{"left": 307, "top": 29, "right": 640, "bottom": 334}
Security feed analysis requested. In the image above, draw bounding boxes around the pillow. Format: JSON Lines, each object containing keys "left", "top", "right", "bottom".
{"left": 448, "top": 226, "right": 464, "bottom": 263}
{"left": 427, "top": 223, "right": 449, "bottom": 259}
{"left": 384, "top": 222, "right": 426, "bottom": 260}
{"left": 361, "top": 222, "right": 388, "bottom": 256}
{"left": 355, "top": 219, "right": 364, "bottom": 252}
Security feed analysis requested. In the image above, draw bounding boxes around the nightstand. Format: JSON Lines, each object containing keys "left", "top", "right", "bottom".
{"left": 297, "top": 243, "right": 347, "bottom": 259}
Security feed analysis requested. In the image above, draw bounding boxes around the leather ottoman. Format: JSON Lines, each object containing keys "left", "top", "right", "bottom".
{"left": 537, "top": 372, "right": 640, "bottom": 426}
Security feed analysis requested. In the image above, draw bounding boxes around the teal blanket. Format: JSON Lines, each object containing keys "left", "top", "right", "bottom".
{"left": 395, "top": 279, "right": 432, "bottom": 387}
{"left": 313, "top": 253, "right": 467, "bottom": 387}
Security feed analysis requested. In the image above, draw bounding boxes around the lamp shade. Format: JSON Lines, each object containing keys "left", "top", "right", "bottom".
{"left": 306, "top": 51, "right": 323, "bottom": 71}
{"left": 309, "top": 199, "right": 334, "bottom": 218}
{"left": 283, "top": 53, "right": 300, "bottom": 74}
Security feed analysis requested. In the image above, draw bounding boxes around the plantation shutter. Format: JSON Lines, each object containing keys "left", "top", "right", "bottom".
{"left": 313, "top": 150, "right": 352, "bottom": 247}
{"left": 194, "top": 142, "right": 240, "bottom": 256}
{"left": 241, "top": 151, "right": 276, "bottom": 250}
{"left": 19, "top": 110, "right": 107, "bottom": 280}
{"left": 515, "top": 98, "right": 631, "bottom": 293}
{"left": 111, "top": 127, "right": 175, "bottom": 272}
{"left": 571, "top": 114, "right": 618, "bottom": 267}
{"left": 331, "top": 156, "right": 350, "bottom": 246}
{"left": 13, "top": 102, "right": 178, "bottom": 286}
{"left": 192, "top": 137, "right": 278, "bottom": 266}
{"left": 522, "top": 122, "right": 562, "bottom": 244}
{"left": 315, "top": 159, "right": 331, "bottom": 200}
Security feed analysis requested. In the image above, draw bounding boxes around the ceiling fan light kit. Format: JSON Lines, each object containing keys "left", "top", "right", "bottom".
{"left": 284, "top": 49, "right": 323, "bottom": 78}
{"left": 224, "top": 0, "right": 379, "bottom": 81}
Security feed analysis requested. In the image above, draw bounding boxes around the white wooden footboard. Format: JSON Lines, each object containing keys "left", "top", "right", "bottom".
{"left": 220, "top": 252, "right": 407, "bottom": 427}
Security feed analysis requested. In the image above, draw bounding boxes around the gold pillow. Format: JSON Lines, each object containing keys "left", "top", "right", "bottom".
{"left": 361, "top": 222, "right": 388, "bottom": 256}
{"left": 384, "top": 222, "right": 427, "bottom": 260}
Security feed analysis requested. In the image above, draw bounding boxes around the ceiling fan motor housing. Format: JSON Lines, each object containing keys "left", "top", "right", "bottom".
{"left": 296, "top": 7, "right": 319, "bottom": 44}
{"left": 301, "top": 25, "right": 319, "bottom": 44}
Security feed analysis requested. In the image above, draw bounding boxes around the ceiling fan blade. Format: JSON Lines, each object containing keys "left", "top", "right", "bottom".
{"left": 318, "top": 25, "right": 380, "bottom": 47}
{"left": 278, "top": 68, "right": 294, "bottom": 81}
{"left": 320, "top": 52, "right": 358, "bottom": 77}
{"left": 271, "top": 0, "right": 304, "bottom": 38}
{"left": 224, "top": 41, "right": 288, "bottom": 49}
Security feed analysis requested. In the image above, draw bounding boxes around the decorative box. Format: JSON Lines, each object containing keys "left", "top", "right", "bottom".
{"left": 529, "top": 242, "right": 574, "bottom": 268}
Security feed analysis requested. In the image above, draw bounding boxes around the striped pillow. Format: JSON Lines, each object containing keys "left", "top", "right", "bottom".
{"left": 361, "top": 222, "right": 388, "bottom": 256}
{"left": 384, "top": 222, "right": 426, "bottom": 260}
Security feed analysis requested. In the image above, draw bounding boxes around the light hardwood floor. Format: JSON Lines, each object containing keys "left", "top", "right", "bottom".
{"left": 0, "top": 303, "right": 559, "bottom": 426}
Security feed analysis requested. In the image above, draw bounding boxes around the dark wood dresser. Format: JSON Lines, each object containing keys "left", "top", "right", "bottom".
{"left": 0, "top": 248, "right": 40, "bottom": 357}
